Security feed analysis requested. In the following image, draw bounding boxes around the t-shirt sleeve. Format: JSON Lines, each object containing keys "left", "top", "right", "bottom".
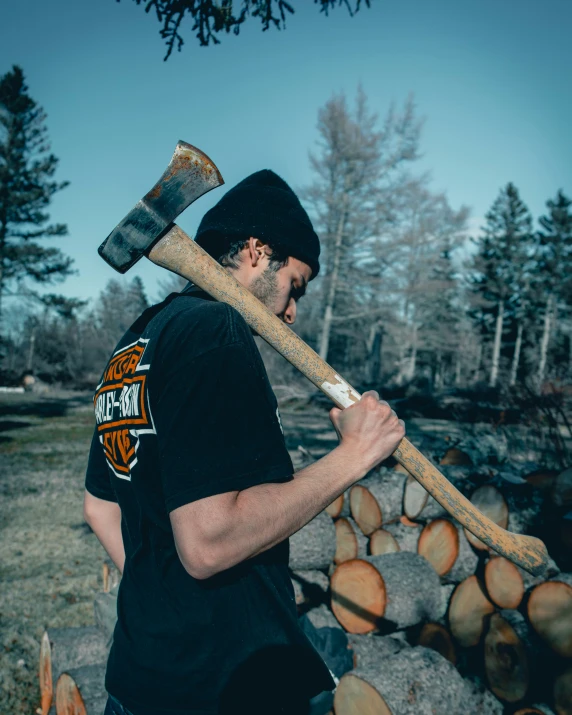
{"left": 153, "top": 313, "right": 293, "bottom": 513}
{"left": 85, "top": 427, "right": 118, "bottom": 502}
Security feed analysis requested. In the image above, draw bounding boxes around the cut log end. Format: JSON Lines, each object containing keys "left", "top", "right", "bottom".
{"left": 418, "top": 519, "right": 459, "bottom": 576}
{"left": 39, "top": 631, "right": 52, "bottom": 715}
{"left": 403, "top": 475, "right": 428, "bottom": 519}
{"left": 55, "top": 673, "right": 87, "bottom": 715}
{"left": 334, "top": 673, "right": 392, "bottom": 715}
{"left": 484, "top": 612, "right": 530, "bottom": 703}
{"left": 464, "top": 486, "right": 509, "bottom": 551}
{"left": 485, "top": 556, "right": 525, "bottom": 610}
{"left": 528, "top": 579, "right": 572, "bottom": 658}
{"left": 350, "top": 484, "right": 382, "bottom": 536}
{"left": 325, "top": 493, "right": 344, "bottom": 518}
{"left": 334, "top": 518, "right": 359, "bottom": 565}
{"left": 331, "top": 559, "right": 386, "bottom": 634}
{"left": 369, "top": 528, "right": 400, "bottom": 556}
{"left": 554, "top": 664, "right": 572, "bottom": 715}
{"left": 418, "top": 622, "right": 456, "bottom": 665}
{"left": 449, "top": 575, "right": 494, "bottom": 648}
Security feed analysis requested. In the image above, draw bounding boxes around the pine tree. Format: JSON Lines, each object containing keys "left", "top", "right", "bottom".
{"left": 468, "top": 183, "right": 533, "bottom": 387}
{"left": 536, "top": 190, "right": 572, "bottom": 383}
{"left": 0, "top": 65, "right": 72, "bottom": 327}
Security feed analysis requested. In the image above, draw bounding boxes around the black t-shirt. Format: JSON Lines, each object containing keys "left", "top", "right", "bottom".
{"left": 85, "top": 285, "right": 334, "bottom": 715}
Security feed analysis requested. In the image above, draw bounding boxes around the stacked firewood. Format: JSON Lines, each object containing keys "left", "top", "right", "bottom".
{"left": 39, "top": 452, "right": 572, "bottom": 714}
{"left": 288, "top": 447, "right": 572, "bottom": 715}
{"left": 38, "top": 565, "right": 118, "bottom": 715}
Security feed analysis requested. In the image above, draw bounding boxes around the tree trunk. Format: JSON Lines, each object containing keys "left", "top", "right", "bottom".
{"left": 367, "top": 321, "right": 384, "bottom": 385}
{"left": 509, "top": 321, "right": 524, "bottom": 386}
{"left": 538, "top": 294, "right": 555, "bottom": 387}
{"left": 473, "top": 340, "right": 483, "bottom": 384}
{"left": 318, "top": 205, "right": 346, "bottom": 361}
{"left": 490, "top": 299, "right": 504, "bottom": 387}
{"left": 407, "top": 323, "right": 418, "bottom": 382}
{"left": 455, "top": 347, "right": 462, "bottom": 386}
{"left": 26, "top": 328, "right": 36, "bottom": 372}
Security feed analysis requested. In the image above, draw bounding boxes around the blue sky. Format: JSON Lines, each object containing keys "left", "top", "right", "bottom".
{"left": 1, "top": 0, "right": 571, "bottom": 304}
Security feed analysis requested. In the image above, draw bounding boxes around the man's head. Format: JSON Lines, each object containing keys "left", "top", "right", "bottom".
{"left": 194, "top": 170, "right": 319, "bottom": 324}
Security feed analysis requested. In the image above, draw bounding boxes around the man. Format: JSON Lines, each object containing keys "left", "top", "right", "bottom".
{"left": 84, "top": 170, "right": 405, "bottom": 715}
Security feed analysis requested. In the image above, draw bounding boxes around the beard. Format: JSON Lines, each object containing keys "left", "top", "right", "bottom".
{"left": 250, "top": 267, "right": 281, "bottom": 314}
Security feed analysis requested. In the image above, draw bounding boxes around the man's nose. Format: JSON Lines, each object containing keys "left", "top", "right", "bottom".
{"left": 284, "top": 297, "right": 296, "bottom": 325}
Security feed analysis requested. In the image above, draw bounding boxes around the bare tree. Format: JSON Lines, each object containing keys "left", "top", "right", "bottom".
{"left": 304, "top": 90, "right": 422, "bottom": 371}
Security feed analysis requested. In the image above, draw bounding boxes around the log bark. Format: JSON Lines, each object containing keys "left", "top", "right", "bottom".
{"left": 417, "top": 622, "right": 456, "bottom": 665}
{"left": 93, "top": 584, "right": 119, "bottom": 645}
{"left": 304, "top": 604, "right": 340, "bottom": 630}
{"left": 47, "top": 626, "right": 109, "bottom": 685}
{"left": 346, "top": 632, "right": 406, "bottom": 670}
{"left": 463, "top": 675, "right": 504, "bottom": 714}
{"left": 485, "top": 556, "right": 525, "bottom": 609}
{"left": 527, "top": 574, "right": 572, "bottom": 657}
{"left": 383, "top": 520, "right": 422, "bottom": 553}
{"left": 484, "top": 610, "right": 535, "bottom": 703}
{"left": 330, "top": 552, "right": 441, "bottom": 633}
{"left": 289, "top": 510, "right": 336, "bottom": 570}
{"left": 464, "top": 485, "right": 509, "bottom": 551}
{"left": 334, "top": 646, "right": 467, "bottom": 715}
{"left": 56, "top": 664, "right": 107, "bottom": 715}
{"left": 448, "top": 575, "right": 495, "bottom": 648}
{"left": 554, "top": 663, "right": 572, "bottom": 715}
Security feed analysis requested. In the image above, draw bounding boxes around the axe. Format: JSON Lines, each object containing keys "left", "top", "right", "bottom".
{"left": 98, "top": 141, "right": 549, "bottom": 576}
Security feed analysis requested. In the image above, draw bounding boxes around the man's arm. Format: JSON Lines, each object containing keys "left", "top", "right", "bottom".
{"left": 170, "top": 393, "right": 405, "bottom": 580}
{"left": 83, "top": 490, "right": 126, "bottom": 574}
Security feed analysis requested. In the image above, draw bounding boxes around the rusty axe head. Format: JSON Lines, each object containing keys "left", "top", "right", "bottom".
{"left": 98, "top": 141, "right": 224, "bottom": 273}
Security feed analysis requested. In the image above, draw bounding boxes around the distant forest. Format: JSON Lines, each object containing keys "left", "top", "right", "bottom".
{"left": 1, "top": 68, "right": 571, "bottom": 398}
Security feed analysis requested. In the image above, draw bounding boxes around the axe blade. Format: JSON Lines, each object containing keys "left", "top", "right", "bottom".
{"left": 98, "top": 141, "right": 224, "bottom": 274}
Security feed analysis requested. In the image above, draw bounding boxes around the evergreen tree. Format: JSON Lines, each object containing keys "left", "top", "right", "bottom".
{"left": 536, "top": 190, "right": 572, "bottom": 383}
{"left": 0, "top": 65, "right": 72, "bottom": 326}
{"left": 468, "top": 183, "right": 534, "bottom": 387}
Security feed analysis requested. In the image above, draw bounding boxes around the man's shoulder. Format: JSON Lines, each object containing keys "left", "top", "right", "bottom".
{"left": 148, "top": 292, "right": 254, "bottom": 358}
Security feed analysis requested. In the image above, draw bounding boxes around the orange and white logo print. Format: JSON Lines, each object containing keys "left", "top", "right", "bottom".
{"left": 94, "top": 338, "right": 155, "bottom": 480}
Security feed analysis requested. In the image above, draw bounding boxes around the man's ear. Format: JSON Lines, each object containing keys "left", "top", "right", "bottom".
{"left": 247, "top": 237, "right": 269, "bottom": 267}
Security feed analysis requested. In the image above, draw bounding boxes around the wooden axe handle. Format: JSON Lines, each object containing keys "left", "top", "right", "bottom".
{"left": 149, "top": 224, "right": 549, "bottom": 576}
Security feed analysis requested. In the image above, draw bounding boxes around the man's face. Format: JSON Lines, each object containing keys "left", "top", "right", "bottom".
{"left": 249, "top": 254, "right": 312, "bottom": 325}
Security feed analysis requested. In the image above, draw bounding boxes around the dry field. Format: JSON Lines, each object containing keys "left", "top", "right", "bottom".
{"left": 0, "top": 392, "right": 108, "bottom": 714}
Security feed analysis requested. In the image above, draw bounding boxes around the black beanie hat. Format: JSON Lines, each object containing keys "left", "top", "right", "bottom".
{"left": 195, "top": 170, "right": 320, "bottom": 279}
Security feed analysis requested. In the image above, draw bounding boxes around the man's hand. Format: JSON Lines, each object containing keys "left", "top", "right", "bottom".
{"left": 329, "top": 390, "right": 405, "bottom": 475}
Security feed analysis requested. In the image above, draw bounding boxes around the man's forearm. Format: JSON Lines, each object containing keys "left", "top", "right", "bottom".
{"left": 207, "top": 445, "right": 367, "bottom": 575}
{"left": 84, "top": 491, "right": 126, "bottom": 574}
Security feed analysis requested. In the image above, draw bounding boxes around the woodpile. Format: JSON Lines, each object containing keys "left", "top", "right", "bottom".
{"left": 37, "top": 450, "right": 572, "bottom": 713}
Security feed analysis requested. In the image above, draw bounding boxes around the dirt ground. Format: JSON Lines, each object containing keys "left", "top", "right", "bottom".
{"left": 0, "top": 391, "right": 108, "bottom": 714}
